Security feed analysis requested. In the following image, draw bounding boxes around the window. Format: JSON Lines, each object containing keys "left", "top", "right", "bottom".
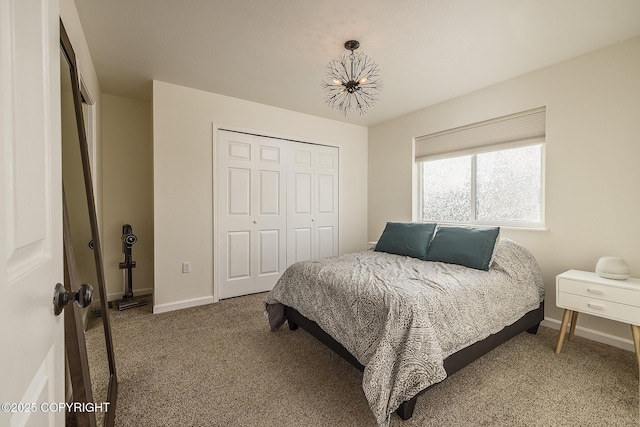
{"left": 418, "top": 143, "right": 543, "bottom": 227}
{"left": 415, "top": 107, "right": 545, "bottom": 228}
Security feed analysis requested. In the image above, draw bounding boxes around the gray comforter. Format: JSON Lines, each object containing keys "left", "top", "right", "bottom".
{"left": 264, "top": 238, "right": 544, "bottom": 426}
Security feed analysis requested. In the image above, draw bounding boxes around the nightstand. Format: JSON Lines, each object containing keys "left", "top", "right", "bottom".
{"left": 554, "top": 270, "right": 640, "bottom": 370}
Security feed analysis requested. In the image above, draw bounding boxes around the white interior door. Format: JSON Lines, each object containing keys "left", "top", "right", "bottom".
{"left": 217, "top": 131, "right": 286, "bottom": 299}
{"left": 286, "top": 145, "right": 314, "bottom": 266}
{"left": 287, "top": 143, "right": 339, "bottom": 267}
{"left": 218, "top": 131, "right": 254, "bottom": 299}
{"left": 0, "top": 0, "right": 64, "bottom": 426}
{"left": 313, "top": 146, "right": 339, "bottom": 260}
{"left": 252, "top": 138, "right": 286, "bottom": 293}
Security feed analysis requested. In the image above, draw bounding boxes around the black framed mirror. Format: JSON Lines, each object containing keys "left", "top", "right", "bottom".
{"left": 61, "top": 19, "right": 117, "bottom": 427}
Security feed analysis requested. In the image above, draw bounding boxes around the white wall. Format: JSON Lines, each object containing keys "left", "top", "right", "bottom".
{"left": 369, "top": 36, "right": 640, "bottom": 343}
{"left": 153, "top": 81, "right": 368, "bottom": 312}
{"left": 102, "top": 95, "right": 154, "bottom": 301}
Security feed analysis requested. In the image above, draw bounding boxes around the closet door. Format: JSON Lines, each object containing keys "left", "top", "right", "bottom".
{"left": 287, "top": 143, "right": 339, "bottom": 266}
{"left": 287, "top": 145, "right": 314, "bottom": 265}
{"left": 217, "top": 131, "right": 286, "bottom": 299}
{"left": 253, "top": 138, "right": 286, "bottom": 292}
{"left": 314, "top": 146, "right": 339, "bottom": 259}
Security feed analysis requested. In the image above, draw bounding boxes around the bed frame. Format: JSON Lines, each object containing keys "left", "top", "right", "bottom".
{"left": 284, "top": 301, "right": 544, "bottom": 420}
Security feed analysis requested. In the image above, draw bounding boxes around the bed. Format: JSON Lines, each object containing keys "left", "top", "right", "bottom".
{"left": 265, "top": 226, "right": 544, "bottom": 427}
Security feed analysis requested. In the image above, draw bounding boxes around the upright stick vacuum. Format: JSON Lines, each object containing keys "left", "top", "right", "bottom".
{"left": 116, "top": 224, "right": 148, "bottom": 310}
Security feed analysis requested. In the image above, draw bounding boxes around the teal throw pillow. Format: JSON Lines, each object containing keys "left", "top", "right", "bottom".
{"left": 375, "top": 222, "right": 436, "bottom": 259}
{"left": 425, "top": 226, "right": 500, "bottom": 271}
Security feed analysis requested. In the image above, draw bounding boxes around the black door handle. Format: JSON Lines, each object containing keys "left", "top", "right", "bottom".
{"left": 52, "top": 283, "right": 93, "bottom": 316}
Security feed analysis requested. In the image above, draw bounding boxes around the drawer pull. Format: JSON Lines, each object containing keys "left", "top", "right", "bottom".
{"left": 587, "top": 288, "right": 604, "bottom": 295}
{"left": 587, "top": 303, "right": 605, "bottom": 310}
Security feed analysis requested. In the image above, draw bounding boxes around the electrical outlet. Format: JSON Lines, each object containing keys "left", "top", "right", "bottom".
{"left": 182, "top": 262, "right": 191, "bottom": 273}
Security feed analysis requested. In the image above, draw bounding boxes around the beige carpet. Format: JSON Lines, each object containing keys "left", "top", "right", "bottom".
{"left": 84, "top": 293, "right": 639, "bottom": 426}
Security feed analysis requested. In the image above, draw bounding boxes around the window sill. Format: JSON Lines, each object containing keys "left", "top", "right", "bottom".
{"left": 420, "top": 221, "right": 548, "bottom": 232}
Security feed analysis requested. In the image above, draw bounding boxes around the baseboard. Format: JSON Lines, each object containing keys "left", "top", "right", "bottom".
{"left": 153, "top": 296, "right": 214, "bottom": 314}
{"left": 541, "top": 317, "right": 635, "bottom": 352}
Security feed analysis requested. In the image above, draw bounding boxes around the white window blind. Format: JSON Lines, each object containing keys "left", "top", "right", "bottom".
{"left": 415, "top": 107, "right": 546, "bottom": 160}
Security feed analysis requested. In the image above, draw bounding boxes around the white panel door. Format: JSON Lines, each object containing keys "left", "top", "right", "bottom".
{"left": 218, "top": 132, "right": 255, "bottom": 299}
{"left": 287, "top": 143, "right": 339, "bottom": 267}
{"left": 217, "top": 131, "right": 286, "bottom": 298}
{"left": 314, "top": 146, "right": 339, "bottom": 259}
{"left": 226, "top": 164, "right": 252, "bottom": 292}
{"left": 253, "top": 139, "right": 286, "bottom": 292}
{"left": 287, "top": 145, "right": 314, "bottom": 266}
{"left": 0, "top": 0, "right": 64, "bottom": 426}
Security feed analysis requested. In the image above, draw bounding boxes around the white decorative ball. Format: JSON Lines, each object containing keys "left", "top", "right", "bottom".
{"left": 595, "top": 256, "right": 630, "bottom": 280}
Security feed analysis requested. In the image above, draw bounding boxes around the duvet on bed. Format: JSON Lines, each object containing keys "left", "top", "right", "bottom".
{"left": 265, "top": 238, "right": 544, "bottom": 426}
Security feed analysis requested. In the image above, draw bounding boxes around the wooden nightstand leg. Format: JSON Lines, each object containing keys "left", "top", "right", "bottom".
{"left": 631, "top": 325, "right": 640, "bottom": 371}
{"left": 555, "top": 309, "right": 572, "bottom": 354}
{"left": 568, "top": 311, "right": 579, "bottom": 342}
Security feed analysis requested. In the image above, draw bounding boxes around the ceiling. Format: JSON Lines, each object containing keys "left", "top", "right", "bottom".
{"left": 74, "top": 0, "right": 640, "bottom": 127}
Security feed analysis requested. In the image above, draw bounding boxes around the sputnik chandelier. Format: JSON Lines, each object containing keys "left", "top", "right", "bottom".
{"left": 322, "top": 40, "right": 382, "bottom": 116}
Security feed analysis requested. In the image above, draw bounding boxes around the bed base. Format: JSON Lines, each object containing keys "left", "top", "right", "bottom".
{"left": 284, "top": 301, "right": 544, "bottom": 420}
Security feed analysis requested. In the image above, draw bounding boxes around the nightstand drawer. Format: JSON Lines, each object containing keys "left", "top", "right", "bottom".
{"left": 557, "top": 292, "right": 640, "bottom": 325}
{"left": 557, "top": 277, "right": 640, "bottom": 306}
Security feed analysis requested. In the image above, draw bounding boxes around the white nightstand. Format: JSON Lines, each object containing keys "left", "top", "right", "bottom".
{"left": 554, "top": 270, "right": 640, "bottom": 370}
